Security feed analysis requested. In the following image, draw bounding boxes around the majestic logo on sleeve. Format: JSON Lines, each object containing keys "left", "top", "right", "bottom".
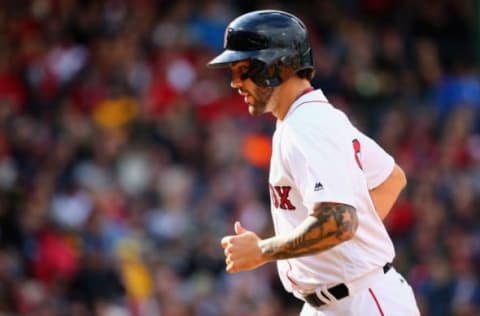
{"left": 269, "top": 184, "right": 296, "bottom": 210}
{"left": 314, "top": 182, "right": 324, "bottom": 191}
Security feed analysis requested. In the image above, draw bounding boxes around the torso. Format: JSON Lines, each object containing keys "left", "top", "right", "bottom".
{"left": 268, "top": 89, "right": 395, "bottom": 294}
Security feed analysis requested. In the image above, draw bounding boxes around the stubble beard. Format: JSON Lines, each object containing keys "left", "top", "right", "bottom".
{"left": 248, "top": 86, "right": 274, "bottom": 116}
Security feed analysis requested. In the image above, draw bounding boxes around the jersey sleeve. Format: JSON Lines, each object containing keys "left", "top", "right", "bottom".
{"left": 281, "top": 123, "right": 356, "bottom": 212}
{"left": 356, "top": 131, "right": 395, "bottom": 190}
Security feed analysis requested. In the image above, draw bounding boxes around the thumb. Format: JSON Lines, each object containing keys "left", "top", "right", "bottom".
{"left": 234, "top": 221, "right": 247, "bottom": 235}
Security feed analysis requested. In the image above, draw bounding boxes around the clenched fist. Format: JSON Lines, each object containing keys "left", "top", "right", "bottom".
{"left": 220, "top": 221, "right": 268, "bottom": 273}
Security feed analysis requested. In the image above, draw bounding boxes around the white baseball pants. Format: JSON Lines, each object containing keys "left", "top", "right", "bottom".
{"left": 299, "top": 268, "right": 420, "bottom": 316}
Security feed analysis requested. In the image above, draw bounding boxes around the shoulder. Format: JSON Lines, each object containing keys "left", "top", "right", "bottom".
{"left": 285, "top": 101, "right": 352, "bottom": 137}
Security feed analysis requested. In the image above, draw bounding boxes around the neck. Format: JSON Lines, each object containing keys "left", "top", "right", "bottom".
{"left": 272, "top": 78, "right": 313, "bottom": 121}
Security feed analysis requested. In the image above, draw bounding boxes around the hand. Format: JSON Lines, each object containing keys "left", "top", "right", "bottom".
{"left": 220, "top": 221, "right": 267, "bottom": 273}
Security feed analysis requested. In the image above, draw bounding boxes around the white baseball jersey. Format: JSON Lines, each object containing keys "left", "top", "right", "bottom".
{"left": 268, "top": 89, "right": 396, "bottom": 295}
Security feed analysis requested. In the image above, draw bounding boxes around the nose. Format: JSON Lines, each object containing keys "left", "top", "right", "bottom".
{"left": 230, "top": 75, "right": 243, "bottom": 89}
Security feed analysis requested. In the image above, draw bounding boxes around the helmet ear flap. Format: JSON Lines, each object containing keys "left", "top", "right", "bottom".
{"left": 280, "top": 53, "right": 304, "bottom": 70}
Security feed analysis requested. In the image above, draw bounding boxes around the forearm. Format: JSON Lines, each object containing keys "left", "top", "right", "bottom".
{"left": 259, "top": 202, "right": 358, "bottom": 261}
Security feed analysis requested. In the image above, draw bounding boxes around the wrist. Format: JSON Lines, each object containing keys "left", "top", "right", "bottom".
{"left": 258, "top": 237, "right": 277, "bottom": 263}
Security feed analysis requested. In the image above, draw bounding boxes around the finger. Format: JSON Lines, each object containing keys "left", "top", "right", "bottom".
{"left": 221, "top": 236, "right": 231, "bottom": 248}
{"left": 224, "top": 245, "right": 232, "bottom": 257}
{"left": 226, "top": 261, "right": 235, "bottom": 273}
{"left": 234, "top": 221, "right": 247, "bottom": 235}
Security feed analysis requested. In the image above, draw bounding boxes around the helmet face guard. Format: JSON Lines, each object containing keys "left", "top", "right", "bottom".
{"left": 207, "top": 10, "right": 314, "bottom": 87}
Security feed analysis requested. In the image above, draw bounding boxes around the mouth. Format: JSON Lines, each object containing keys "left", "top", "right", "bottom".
{"left": 238, "top": 90, "right": 251, "bottom": 104}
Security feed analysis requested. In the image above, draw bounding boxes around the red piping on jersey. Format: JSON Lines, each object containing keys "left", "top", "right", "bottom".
{"left": 292, "top": 87, "right": 315, "bottom": 103}
{"left": 286, "top": 261, "right": 298, "bottom": 286}
{"left": 297, "top": 100, "right": 331, "bottom": 106}
{"left": 299, "top": 86, "right": 315, "bottom": 97}
{"left": 368, "top": 288, "right": 385, "bottom": 316}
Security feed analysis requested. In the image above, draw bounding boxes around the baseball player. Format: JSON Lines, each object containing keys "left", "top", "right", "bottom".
{"left": 209, "top": 10, "right": 420, "bottom": 315}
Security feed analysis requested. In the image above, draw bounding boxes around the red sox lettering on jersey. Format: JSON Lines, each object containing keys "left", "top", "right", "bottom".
{"left": 269, "top": 184, "right": 296, "bottom": 210}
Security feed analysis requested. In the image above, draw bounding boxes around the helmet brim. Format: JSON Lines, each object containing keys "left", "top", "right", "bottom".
{"left": 207, "top": 49, "right": 290, "bottom": 68}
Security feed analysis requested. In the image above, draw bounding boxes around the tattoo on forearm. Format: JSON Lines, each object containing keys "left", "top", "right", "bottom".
{"left": 262, "top": 203, "right": 358, "bottom": 260}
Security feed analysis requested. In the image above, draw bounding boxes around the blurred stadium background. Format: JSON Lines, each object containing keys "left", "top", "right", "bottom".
{"left": 0, "top": 0, "right": 479, "bottom": 315}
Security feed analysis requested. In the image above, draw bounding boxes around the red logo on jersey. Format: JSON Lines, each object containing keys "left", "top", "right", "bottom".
{"left": 269, "top": 184, "right": 296, "bottom": 210}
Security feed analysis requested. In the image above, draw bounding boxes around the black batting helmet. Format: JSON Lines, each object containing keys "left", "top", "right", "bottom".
{"left": 207, "top": 10, "right": 314, "bottom": 87}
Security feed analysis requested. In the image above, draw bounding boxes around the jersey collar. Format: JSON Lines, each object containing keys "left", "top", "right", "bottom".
{"left": 282, "top": 88, "right": 328, "bottom": 121}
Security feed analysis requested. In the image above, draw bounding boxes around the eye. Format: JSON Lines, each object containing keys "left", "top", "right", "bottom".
{"left": 231, "top": 62, "right": 251, "bottom": 80}
{"left": 231, "top": 65, "right": 249, "bottom": 80}
{"left": 239, "top": 66, "right": 249, "bottom": 75}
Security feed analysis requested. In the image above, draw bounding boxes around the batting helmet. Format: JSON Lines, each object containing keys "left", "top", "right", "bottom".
{"left": 207, "top": 10, "right": 314, "bottom": 87}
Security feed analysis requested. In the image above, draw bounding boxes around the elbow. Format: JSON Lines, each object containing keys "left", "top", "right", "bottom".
{"left": 396, "top": 165, "right": 407, "bottom": 191}
{"left": 340, "top": 228, "right": 356, "bottom": 242}
{"left": 398, "top": 168, "right": 407, "bottom": 190}
{"left": 348, "top": 208, "right": 359, "bottom": 240}
{"left": 338, "top": 206, "right": 358, "bottom": 242}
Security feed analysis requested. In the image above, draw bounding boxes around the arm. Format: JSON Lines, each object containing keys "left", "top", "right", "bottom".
{"left": 369, "top": 164, "right": 407, "bottom": 220}
{"left": 260, "top": 202, "right": 358, "bottom": 260}
{"left": 221, "top": 202, "right": 358, "bottom": 272}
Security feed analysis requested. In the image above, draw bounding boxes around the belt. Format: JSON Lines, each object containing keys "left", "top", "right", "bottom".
{"left": 304, "top": 263, "right": 392, "bottom": 307}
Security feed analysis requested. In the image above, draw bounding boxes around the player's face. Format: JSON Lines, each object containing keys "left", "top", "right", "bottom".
{"left": 230, "top": 60, "right": 274, "bottom": 116}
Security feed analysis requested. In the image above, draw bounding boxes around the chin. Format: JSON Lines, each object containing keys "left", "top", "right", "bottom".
{"left": 248, "top": 105, "right": 265, "bottom": 116}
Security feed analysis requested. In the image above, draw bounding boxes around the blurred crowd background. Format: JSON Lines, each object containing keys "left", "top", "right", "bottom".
{"left": 0, "top": 0, "right": 479, "bottom": 315}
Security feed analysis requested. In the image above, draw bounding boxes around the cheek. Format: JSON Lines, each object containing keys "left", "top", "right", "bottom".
{"left": 257, "top": 87, "right": 274, "bottom": 102}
